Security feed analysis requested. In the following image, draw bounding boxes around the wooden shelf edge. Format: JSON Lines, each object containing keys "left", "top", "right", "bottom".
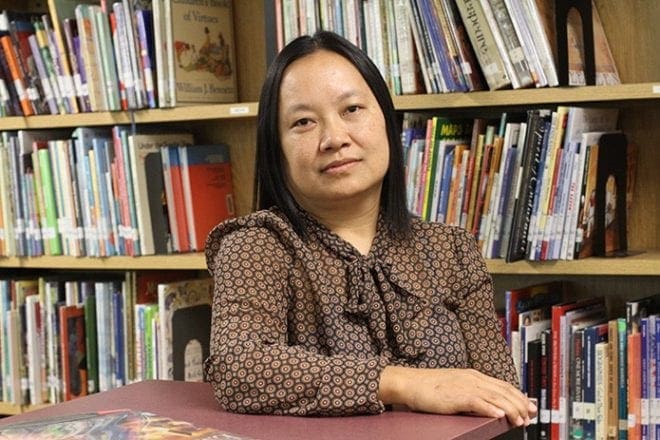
{"left": 486, "top": 251, "right": 660, "bottom": 276}
{"left": 0, "top": 102, "right": 260, "bottom": 130}
{"left": 0, "top": 251, "right": 658, "bottom": 275}
{"left": 0, "top": 401, "right": 23, "bottom": 416}
{"left": 394, "top": 82, "right": 660, "bottom": 110}
{"left": 0, "top": 253, "right": 207, "bottom": 270}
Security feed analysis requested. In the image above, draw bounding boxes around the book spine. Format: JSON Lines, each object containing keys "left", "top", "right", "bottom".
{"left": 595, "top": 341, "right": 609, "bottom": 440}
{"left": 455, "top": 0, "right": 511, "bottom": 90}
{"left": 42, "top": 15, "right": 78, "bottom": 114}
{"left": 0, "top": 35, "right": 33, "bottom": 116}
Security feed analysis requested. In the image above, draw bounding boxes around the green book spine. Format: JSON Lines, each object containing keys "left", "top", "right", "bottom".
{"left": 37, "top": 148, "right": 62, "bottom": 255}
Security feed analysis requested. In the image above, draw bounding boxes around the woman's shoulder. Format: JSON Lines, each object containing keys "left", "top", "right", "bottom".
{"left": 204, "top": 208, "right": 303, "bottom": 267}
{"left": 206, "top": 208, "right": 299, "bottom": 247}
{"left": 408, "top": 217, "right": 474, "bottom": 243}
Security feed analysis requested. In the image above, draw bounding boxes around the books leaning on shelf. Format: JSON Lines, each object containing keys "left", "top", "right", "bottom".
{"left": 0, "top": 271, "right": 208, "bottom": 407}
{"left": 0, "top": 127, "right": 235, "bottom": 257}
{"left": 399, "top": 106, "right": 634, "bottom": 262}
{"left": 272, "top": 0, "right": 619, "bottom": 94}
{"left": 0, "top": 409, "right": 255, "bottom": 439}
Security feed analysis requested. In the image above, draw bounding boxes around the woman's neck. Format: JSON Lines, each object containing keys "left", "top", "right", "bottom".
{"left": 308, "top": 201, "right": 380, "bottom": 256}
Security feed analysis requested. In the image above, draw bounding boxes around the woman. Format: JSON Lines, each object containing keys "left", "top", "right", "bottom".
{"left": 204, "top": 31, "right": 535, "bottom": 426}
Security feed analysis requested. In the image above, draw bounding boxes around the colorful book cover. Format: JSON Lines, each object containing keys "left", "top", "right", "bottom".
{"left": 179, "top": 144, "right": 234, "bottom": 251}
{"left": 169, "top": 0, "right": 238, "bottom": 103}
{"left": 0, "top": 409, "right": 255, "bottom": 439}
{"left": 157, "top": 277, "right": 213, "bottom": 381}
{"left": 504, "top": 280, "right": 564, "bottom": 345}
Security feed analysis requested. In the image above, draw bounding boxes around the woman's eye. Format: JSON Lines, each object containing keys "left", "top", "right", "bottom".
{"left": 345, "top": 105, "right": 360, "bottom": 114}
{"left": 293, "top": 118, "right": 311, "bottom": 127}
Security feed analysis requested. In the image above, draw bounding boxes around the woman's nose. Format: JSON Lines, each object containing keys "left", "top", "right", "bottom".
{"left": 319, "top": 118, "right": 350, "bottom": 152}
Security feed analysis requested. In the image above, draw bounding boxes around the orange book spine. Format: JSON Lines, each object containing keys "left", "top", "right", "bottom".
{"left": 0, "top": 35, "right": 33, "bottom": 116}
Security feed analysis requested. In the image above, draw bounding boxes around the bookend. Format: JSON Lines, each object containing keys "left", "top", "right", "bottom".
{"left": 555, "top": 0, "right": 596, "bottom": 85}
{"left": 594, "top": 132, "right": 627, "bottom": 257}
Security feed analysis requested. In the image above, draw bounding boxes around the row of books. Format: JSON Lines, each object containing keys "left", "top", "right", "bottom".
{"left": 0, "top": 127, "right": 235, "bottom": 257}
{"left": 274, "top": 0, "right": 620, "bottom": 95}
{"left": 402, "top": 106, "right": 630, "bottom": 261}
{"left": 0, "top": 0, "right": 237, "bottom": 117}
{"left": 504, "top": 282, "right": 660, "bottom": 440}
{"left": 0, "top": 271, "right": 212, "bottom": 406}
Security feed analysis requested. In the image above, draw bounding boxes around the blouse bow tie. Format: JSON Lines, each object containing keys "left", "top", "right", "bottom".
{"left": 344, "top": 254, "right": 428, "bottom": 360}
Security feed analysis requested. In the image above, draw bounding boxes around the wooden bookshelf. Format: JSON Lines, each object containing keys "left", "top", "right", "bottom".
{"left": 0, "top": 102, "right": 259, "bottom": 131}
{"left": 0, "top": 402, "right": 22, "bottom": 416}
{"left": 0, "top": 0, "right": 657, "bottom": 416}
{"left": 0, "top": 253, "right": 206, "bottom": 270}
{"left": 394, "top": 83, "right": 660, "bottom": 111}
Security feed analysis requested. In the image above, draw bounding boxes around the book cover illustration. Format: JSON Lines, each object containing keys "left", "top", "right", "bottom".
{"left": 0, "top": 409, "right": 256, "bottom": 439}
{"left": 157, "top": 277, "right": 213, "bottom": 381}
{"left": 171, "top": 0, "right": 237, "bottom": 103}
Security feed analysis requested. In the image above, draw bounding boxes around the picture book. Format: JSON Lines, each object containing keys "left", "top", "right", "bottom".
{"left": 179, "top": 144, "right": 234, "bottom": 251}
{"left": 169, "top": 0, "right": 237, "bottom": 104}
{"left": 0, "top": 409, "right": 255, "bottom": 439}
{"left": 157, "top": 277, "right": 213, "bottom": 381}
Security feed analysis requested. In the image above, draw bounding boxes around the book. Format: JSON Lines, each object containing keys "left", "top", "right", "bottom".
{"left": 157, "top": 277, "right": 213, "bottom": 381}
{"left": 0, "top": 409, "right": 254, "bottom": 439}
{"left": 504, "top": 280, "right": 564, "bottom": 345}
{"left": 594, "top": 340, "right": 609, "bottom": 440}
{"left": 58, "top": 304, "right": 88, "bottom": 401}
{"left": 127, "top": 130, "right": 194, "bottom": 255}
{"left": 549, "top": 297, "right": 605, "bottom": 440}
{"left": 168, "top": 0, "right": 238, "bottom": 104}
{"left": 533, "top": 0, "right": 620, "bottom": 86}
{"left": 179, "top": 144, "right": 235, "bottom": 251}
{"left": 455, "top": 0, "right": 511, "bottom": 90}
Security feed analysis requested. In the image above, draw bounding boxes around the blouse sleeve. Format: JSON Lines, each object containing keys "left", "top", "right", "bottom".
{"left": 204, "top": 226, "right": 388, "bottom": 416}
{"left": 452, "top": 228, "right": 519, "bottom": 386}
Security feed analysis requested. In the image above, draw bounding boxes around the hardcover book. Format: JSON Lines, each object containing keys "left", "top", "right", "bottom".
{"left": 169, "top": 0, "right": 238, "bottom": 104}
{"left": 157, "top": 277, "right": 213, "bottom": 381}
{"left": 179, "top": 144, "right": 234, "bottom": 251}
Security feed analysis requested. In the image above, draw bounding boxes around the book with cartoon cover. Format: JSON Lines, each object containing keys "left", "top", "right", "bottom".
{"left": 0, "top": 409, "right": 256, "bottom": 439}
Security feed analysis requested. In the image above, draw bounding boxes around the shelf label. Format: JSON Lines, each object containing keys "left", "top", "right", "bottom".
{"left": 653, "top": 85, "right": 660, "bottom": 94}
{"left": 229, "top": 106, "right": 250, "bottom": 115}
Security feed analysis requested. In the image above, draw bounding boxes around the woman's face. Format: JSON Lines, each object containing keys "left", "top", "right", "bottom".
{"left": 277, "top": 49, "right": 390, "bottom": 212}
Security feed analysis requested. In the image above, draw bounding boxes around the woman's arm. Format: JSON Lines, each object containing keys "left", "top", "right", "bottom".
{"left": 375, "top": 226, "right": 535, "bottom": 427}
{"left": 205, "top": 227, "right": 388, "bottom": 416}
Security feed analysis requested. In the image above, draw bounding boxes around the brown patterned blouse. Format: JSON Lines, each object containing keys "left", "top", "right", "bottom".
{"left": 204, "top": 207, "right": 517, "bottom": 416}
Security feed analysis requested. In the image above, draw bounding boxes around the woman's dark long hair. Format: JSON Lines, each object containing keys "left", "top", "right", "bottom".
{"left": 254, "top": 31, "right": 411, "bottom": 237}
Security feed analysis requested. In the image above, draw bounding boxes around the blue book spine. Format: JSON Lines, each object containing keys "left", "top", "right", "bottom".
{"left": 435, "top": 146, "right": 455, "bottom": 223}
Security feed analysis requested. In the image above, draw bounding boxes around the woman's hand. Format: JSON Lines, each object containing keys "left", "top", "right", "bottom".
{"left": 378, "top": 365, "right": 537, "bottom": 427}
